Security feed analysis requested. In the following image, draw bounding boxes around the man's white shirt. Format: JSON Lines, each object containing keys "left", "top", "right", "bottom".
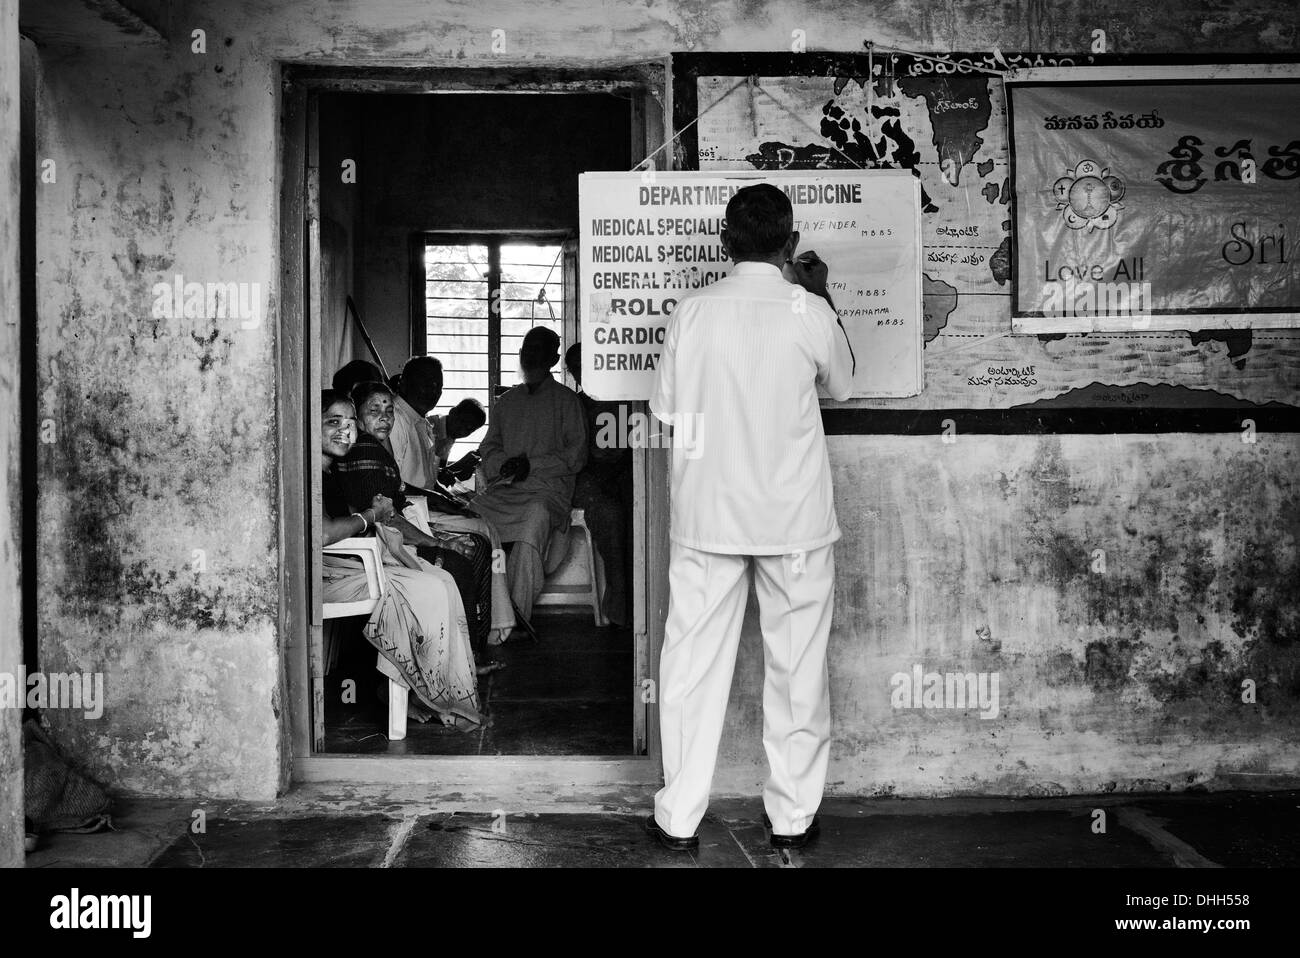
{"left": 389, "top": 393, "right": 437, "bottom": 489}
{"left": 648, "top": 260, "right": 855, "bottom": 555}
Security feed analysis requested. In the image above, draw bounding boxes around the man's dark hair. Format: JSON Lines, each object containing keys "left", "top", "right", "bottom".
{"left": 723, "top": 183, "right": 794, "bottom": 259}
{"left": 402, "top": 355, "right": 443, "bottom": 388}
{"left": 350, "top": 380, "right": 393, "bottom": 410}
{"left": 564, "top": 342, "right": 584, "bottom": 387}
{"left": 332, "top": 360, "right": 384, "bottom": 397}
{"left": 448, "top": 397, "right": 487, "bottom": 433}
{"left": 400, "top": 355, "right": 444, "bottom": 408}
{"left": 520, "top": 327, "right": 560, "bottom": 370}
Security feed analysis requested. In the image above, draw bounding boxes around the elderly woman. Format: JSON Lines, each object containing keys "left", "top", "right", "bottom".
{"left": 338, "top": 379, "right": 512, "bottom": 661}
{"left": 320, "top": 389, "right": 481, "bottom": 730}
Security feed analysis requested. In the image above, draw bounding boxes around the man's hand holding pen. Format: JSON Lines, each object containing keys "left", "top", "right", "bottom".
{"left": 788, "top": 250, "right": 857, "bottom": 376}
{"left": 789, "top": 249, "right": 830, "bottom": 300}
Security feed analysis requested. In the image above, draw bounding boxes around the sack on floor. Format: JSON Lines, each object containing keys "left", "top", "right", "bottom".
{"left": 23, "top": 719, "right": 114, "bottom": 834}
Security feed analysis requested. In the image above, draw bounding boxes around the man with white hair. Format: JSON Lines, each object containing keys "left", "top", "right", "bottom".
{"left": 471, "top": 327, "right": 587, "bottom": 624}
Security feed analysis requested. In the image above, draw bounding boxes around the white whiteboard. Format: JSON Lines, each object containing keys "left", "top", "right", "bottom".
{"left": 578, "top": 169, "right": 923, "bottom": 401}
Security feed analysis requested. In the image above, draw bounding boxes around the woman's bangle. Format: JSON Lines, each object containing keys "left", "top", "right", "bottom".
{"left": 352, "top": 512, "right": 369, "bottom": 535}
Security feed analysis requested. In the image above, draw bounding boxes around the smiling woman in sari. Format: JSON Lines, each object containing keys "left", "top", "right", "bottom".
{"left": 319, "top": 390, "right": 481, "bottom": 730}
{"left": 339, "top": 379, "right": 513, "bottom": 659}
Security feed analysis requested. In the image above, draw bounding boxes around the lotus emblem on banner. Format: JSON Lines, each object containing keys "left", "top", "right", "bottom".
{"left": 1051, "top": 159, "right": 1126, "bottom": 231}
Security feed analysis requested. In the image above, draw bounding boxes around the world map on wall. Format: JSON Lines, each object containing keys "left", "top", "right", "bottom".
{"left": 695, "top": 69, "right": 1300, "bottom": 410}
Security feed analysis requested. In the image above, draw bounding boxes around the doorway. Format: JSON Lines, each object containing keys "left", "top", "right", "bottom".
{"left": 280, "top": 65, "right": 670, "bottom": 788}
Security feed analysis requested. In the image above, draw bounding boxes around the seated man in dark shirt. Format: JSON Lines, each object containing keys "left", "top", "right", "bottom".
{"left": 565, "top": 343, "right": 633, "bottom": 627}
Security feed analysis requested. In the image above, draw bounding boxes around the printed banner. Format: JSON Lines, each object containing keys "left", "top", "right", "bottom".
{"left": 1007, "top": 67, "right": 1300, "bottom": 331}
{"left": 578, "top": 169, "right": 922, "bottom": 400}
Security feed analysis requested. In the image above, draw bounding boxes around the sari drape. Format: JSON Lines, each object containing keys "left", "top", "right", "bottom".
{"left": 322, "top": 488, "right": 481, "bottom": 730}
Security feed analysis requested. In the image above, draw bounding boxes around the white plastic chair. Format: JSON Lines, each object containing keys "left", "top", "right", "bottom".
{"left": 535, "top": 508, "right": 608, "bottom": 626}
{"left": 321, "top": 537, "right": 409, "bottom": 742}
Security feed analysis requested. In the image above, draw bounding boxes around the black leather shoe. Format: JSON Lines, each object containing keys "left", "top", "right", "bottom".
{"left": 763, "top": 812, "right": 821, "bottom": 849}
{"left": 644, "top": 815, "right": 698, "bottom": 851}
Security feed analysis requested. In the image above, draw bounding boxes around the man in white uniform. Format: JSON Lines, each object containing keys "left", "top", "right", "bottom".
{"left": 646, "top": 183, "right": 855, "bottom": 851}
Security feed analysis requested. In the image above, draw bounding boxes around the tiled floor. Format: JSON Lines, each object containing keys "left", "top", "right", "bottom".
{"left": 323, "top": 610, "right": 634, "bottom": 756}
{"left": 25, "top": 789, "right": 1300, "bottom": 869}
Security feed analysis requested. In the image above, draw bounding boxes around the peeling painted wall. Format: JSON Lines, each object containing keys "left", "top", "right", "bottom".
{"left": 34, "top": 35, "right": 283, "bottom": 799}
{"left": 28, "top": 0, "right": 1300, "bottom": 802}
{"left": 717, "top": 435, "right": 1300, "bottom": 795}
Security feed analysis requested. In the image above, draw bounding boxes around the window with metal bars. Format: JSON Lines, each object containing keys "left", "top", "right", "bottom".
{"left": 420, "top": 236, "right": 569, "bottom": 465}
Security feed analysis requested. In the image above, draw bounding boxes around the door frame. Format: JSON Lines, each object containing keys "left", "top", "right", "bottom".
{"left": 278, "top": 61, "right": 671, "bottom": 791}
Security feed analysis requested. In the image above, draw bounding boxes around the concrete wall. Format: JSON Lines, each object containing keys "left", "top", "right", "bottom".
{"left": 719, "top": 434, "right": 1300, "bottom": 795}
{"left": 1, "top": 0, "right": 25, "bottom": 867}
{"left": 26, "top": 0, "right": 1300, "bottom": 801}
{"left": 34, "top": 34, "right": 282, "bottom": 799}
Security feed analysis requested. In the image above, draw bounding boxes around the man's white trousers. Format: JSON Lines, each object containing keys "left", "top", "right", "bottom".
{"left": 653, "top": 541, "right": 834, "bottom": 838}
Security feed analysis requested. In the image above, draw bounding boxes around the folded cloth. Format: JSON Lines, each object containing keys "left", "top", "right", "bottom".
{"left": 366, "top": 524, "right": 483, "bottom": 730}
{"left": 428, "top": 512, "right": 515, "bottom": 641}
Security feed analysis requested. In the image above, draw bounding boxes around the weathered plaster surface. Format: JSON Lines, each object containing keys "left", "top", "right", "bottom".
{"left": 36, "top": 38, "right": 281, "bottom": 798}
{"left": 29, "top": 0, "right": 1300, "bottom": 802}
{"left": 1, "top": 0, "right": 25, "bottom": 867}
{"left": 224, "top": 0, "right": 1300, "bottom": 59}
{"left": 716, "top": 434, "right": 1300, "bottom": 795}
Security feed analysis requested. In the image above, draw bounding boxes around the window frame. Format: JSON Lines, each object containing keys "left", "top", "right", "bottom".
{"left": 410, "top": 230, "right": 573, "bottom": 416}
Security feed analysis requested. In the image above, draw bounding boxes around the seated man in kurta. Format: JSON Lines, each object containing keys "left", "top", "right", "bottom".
{"left": 470, "top": 327, "right": 588, "bottom": 625}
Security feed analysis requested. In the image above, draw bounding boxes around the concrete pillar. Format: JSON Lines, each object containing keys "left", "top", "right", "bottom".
{"left": 0, "top": 0, "right": 26, "bottom": 869}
